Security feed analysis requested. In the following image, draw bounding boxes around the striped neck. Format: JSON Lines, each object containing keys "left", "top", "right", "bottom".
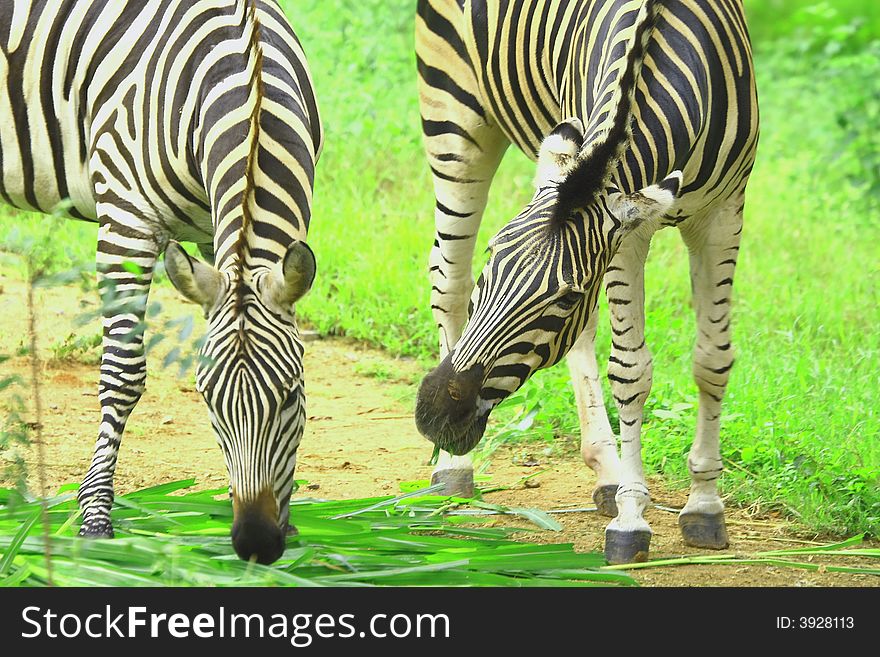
{"left": 560, "top": 2, "right": 639, "bottom": 142}
{"left": 192, "top": 0, "right": 312, "bottom": 280}
{"left": 192, "top": 0, "right": 262, "bottom": 276}
{"left": 552, "top": 0, "right": 664, "bottom": 197}
{"left": 180, "top": 0, "right": 320, "bottom": 291}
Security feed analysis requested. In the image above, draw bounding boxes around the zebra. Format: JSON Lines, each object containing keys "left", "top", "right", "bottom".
{"left": 414, "top": 0, "right": 758, "bottom": 563}
{"left": 0, "top": 0, "right": 322, "bottom": 564}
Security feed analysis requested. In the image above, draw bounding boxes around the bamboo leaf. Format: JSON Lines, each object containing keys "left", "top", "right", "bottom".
{"left": 0, "top": 510, "right": 39, "bottom": 576}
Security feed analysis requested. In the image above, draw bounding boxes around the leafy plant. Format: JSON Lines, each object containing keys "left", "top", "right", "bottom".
{"left": 0, "top": 481, "right": 635, "bottom": 587}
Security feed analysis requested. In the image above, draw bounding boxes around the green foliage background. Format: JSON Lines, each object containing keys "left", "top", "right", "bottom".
{"left": 1, "top": 0, "right": 878, "bottom": 537}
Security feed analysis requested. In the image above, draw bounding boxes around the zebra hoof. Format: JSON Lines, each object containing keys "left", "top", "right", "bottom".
{"left": 679, "top": 512, "right": 729, "bottom": 549}
{"left": 286, "top": 523, "right": 299, "bottom": 537}
{"left": 431, "top": 468, "right": 474, "bottom": 498}
{"left": 592, "top": 485, "right": 619, "bottom": 517}
{"left": 604, "top": 528, "right": 651, "bottom": 564}
{"left": 79, "top": 520, "right": 114, "bottom": 539}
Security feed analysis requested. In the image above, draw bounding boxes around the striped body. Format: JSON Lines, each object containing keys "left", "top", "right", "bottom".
{"left": 1, "top": 0, "right": 322, "bottom": 563}
{"left": 441, "top": 0, "right": 753, "bottom": 192}
{"left": 415, "top": 0, "right": 758, "bottom": 561}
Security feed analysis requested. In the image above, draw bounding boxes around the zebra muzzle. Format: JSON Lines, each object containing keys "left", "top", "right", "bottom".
{"left": 415, "top": 356, "right": 487, "bottom": 455}
{"left": 231, "top": 488, "right": 285, "bottom": 564}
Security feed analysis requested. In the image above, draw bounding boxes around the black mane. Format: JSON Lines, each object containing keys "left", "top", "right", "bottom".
{"left": 551, "top": 0, "right": 664, "bottom": 225}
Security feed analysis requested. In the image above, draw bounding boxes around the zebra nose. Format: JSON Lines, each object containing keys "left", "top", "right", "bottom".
{"left": 416, "top": 355, "right": 485, "bottom": 432}
{"left": 232, "top": 514, "right": 284, "bottom": 564}
{"left": 231, "top": 489, "right": 285, "bottom": 564}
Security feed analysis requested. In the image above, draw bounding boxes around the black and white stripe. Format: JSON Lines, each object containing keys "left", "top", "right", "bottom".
{"left": 1, "top": 0, "right": 321, "bottom": 564}
{"left": 415, "top": 0, "right": 758, "bottom": 561}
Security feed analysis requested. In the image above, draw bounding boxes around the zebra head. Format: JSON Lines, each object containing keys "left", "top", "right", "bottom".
{"left": 416, "top": 118, "right": 682, "bottom": 455}
{"left": 165, "top": 239, "right": 315, "bottom": 564}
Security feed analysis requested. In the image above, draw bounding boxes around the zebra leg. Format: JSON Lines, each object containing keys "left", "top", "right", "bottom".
{"left": 676, "top": 204, "right": 742, "bottom": 549}
{"left": 78, "top": 220, "right": 160, "bottom": 537}
{"left": 427, "top": 142, "right": 506, "bottom": 495}
{"left": 418, "top": 12, "right": 509, "bottom": 496}
{"left": 566, "top": 310, "right": 621, "bottom": 517}
{"left": 603, "top": 234, "right": 654, "bottom": 563}
{"left": 426, "top": 140, "right": 509, "bottom": 496}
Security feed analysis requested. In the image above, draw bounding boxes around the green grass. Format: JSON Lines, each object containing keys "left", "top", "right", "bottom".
{"left": 0, "top": 480, "right": 634, "bottom": 587}
{"left": 1, "top": 0, "right": 878, "bottom": 539}
{"left": 2, "top": 481, "right": 877, "bottom": 586}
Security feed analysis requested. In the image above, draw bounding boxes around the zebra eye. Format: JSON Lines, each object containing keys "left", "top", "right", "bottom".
{"left": 556, "top": 290, "right": 583, "bottom": 311}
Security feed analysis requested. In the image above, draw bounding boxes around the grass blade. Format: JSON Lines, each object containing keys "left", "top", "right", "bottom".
{"left": 0, "top": 510, "right": 39, "bottom": 576}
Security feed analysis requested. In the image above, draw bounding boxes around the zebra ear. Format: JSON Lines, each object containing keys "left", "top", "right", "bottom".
{"left": 164, "top": 241, "right": 223, "bottom": 314}
{"left": 609, "top": 170, "right": 683, "bottom": 232}
{"left": 534, "top": 118, "right": 585, "bottom": 188}
{"left": 268, "top": 240, "right": 316, "bottom": 309}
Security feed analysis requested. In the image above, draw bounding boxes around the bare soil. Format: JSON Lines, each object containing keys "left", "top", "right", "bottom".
{"left": 0, "top": 270, "right": 876, "bottom": 587}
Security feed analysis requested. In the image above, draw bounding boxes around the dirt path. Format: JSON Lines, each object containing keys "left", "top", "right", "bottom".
{"left": 0, "top": 270, "right": 876, "bottom": 586}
